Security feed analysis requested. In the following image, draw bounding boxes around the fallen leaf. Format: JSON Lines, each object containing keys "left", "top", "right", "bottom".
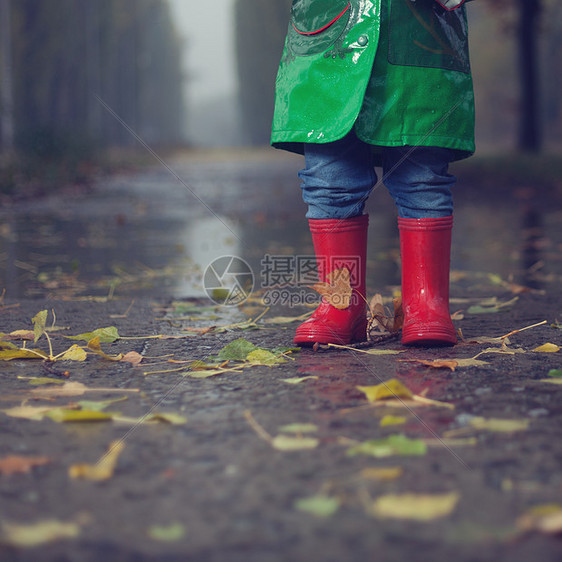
{"left": 371, "top": 492, "right": 460, "bottom": 521}
{"left": 357, "top": 379, "right": 414, "bottom": 402}
{"left": 121, "top": 351, "right": 143, "bottom": 366}
{"left": 6, "top": 330, "right": 35, "bottom": 341}
{"left": 311, "top": 268, "right": 352, "bottom": 310}
{"left": 44, "top": 409, "right": 114, "bottom": 423}
{"left": 278, "top": 423, "right": 318, "bottom": 434}
{"left": 294, "top": 495, "right": 341, "bottom": 518}
{"left": 0, "top": 347, "right": 48, "bottom": 360}
{"left": 271, "top": 435, "right": 319, "bottom": 451}
{"left": 0, "top": 455, "right": 51, "bottom": 475}
{"left": 2, "top": 405, "right": 56, "bottom": 421}
{"left": 0, "top": 519, "right": 80, "bottom": 547}
{"left": 469, "top": 417, "right": 529, "bottom": 432}
{"left": 147, "top": 522, "right": 186, "bottom": 542}
{"left": 533, "top": 343, "right": 560, "bottom": 353}
{"left": 69, "top": 440, "right": 124, "bottom": 481}
{"left": 379, "top": 415, "right": 407, "bottom": 427}
{"left": 31, "top": 381, "right": 138, "bottom": 398}
{"left": 359, "top": 467, "right": 403, "bottom": 481}
{"left": 217, "top": 337, "right": 258, "bottom": 361}
{"left": 539, "top": 378, "right": 562, "bottom": 385}
{"left": 87, "top": 337, "right": 123, "bottom": 361}
{"left": 57, "top": 345, "right": 87, "bottom": 362}
{"left": 516, "top": 504, "right": 562, "bottom": 534}
{"left": 246, "top": 349, "right": 286, "bottom": 366}
{"left": 467, "top": 296, "right": 518, "bottom": 314}
{"left": 67, "top": 327, "right": 120, "bottom": 343}
{"left": 17, "top": 376, "right": 66, "bottom": 386}
{"left": 346, "top": 434, "right": 427, "bottom": 458}
{"left": 548, "top": 369, "right": 562, "bottom": 378}
{"left": 32, "top": 310, "right": 48, "bottom": 343}
{"left": 76, "top": 397, "right": 129, "bottom": 412}
{"left": 281, "top": 376, "right": 319, "bottom": 384}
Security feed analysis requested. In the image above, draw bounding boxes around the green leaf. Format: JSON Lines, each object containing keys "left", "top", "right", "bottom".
{"left": 294, "top": 495, "right": 341, "bottom": 518}
{"left": 77, "top": 397, "right": 129, "bottom": 412}
{"left": 17, "top": 376, "right": 66, "bottom": 386}
{"left": 147, "top": 522, "right": 186, "bottom": 542}
{"left": 271, "top": 435, "right": 319, "bottom": 451}
{"left": 346, "top": 434, "right": 427, "bottom": 458}
{"left": 548, "top": 369, "right": 562, "bottom": 378}
{"left": 278, "top": 423, "right": 318, "bottom": 434}
{"left": 32, "top": 310, "right": 48, "bottom": 343}
{"left": 66, "top": 327, "right": 120, "bottom": 343}
{"left": 246, "top": 349, "right": 286, "bottom": 366}
{"left": 217, "top": 337, "right": 258, "bottom": 361}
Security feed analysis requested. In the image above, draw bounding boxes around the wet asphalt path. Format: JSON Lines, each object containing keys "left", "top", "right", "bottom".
{"left": 0, "top": 149, "right": 561, "bottom": 561}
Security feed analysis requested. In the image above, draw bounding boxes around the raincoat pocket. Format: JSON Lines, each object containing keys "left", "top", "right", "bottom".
{"left": 287, "top": 0, "right": 352, "bottom": 56}
{"left": 388, "top": 0, "right": 470, "bottom": 73}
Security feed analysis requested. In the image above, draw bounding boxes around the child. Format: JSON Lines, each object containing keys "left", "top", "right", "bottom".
{"left": 271, "top": 0, "right": 475, "bottom": 346}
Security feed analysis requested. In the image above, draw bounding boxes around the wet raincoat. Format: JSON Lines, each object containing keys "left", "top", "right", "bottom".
{"left": 271, "top": 0, "right": 475, "bottom": 162}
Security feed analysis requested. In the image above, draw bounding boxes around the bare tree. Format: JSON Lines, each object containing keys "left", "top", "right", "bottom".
{"left": 0, "top": 0, "right": 14, "bottom": 152}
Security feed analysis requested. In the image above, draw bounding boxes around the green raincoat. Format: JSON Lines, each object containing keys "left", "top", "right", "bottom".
{"left": 271, "top": 0, "right": 475, "bottom": 162}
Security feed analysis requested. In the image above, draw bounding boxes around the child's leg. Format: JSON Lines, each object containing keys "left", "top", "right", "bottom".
{"left": 383, "top": 147, "right": 457, "bottom": 346}
{"left": 294, "top": 131, "right": 375, "bottom": 345}
{"left": 299, "top": 131, "right": 376, "bottom": 219}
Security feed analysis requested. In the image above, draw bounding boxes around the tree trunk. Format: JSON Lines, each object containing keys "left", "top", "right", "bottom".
{"left": 518, "top": 0, "right": 541, "bottom": 152}
{"left": 0, "top": 0, "right": 14, "bottom": 152}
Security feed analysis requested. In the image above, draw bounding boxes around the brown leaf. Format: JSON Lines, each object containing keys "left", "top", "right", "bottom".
{"left": 0, "top": 455, "right": 51, "bottom": 475}
{"left": 311, "top": 268, "right": 352, "bottom": 310}
{"left": 121, "top": 351, "right": 143, "bottom": 366}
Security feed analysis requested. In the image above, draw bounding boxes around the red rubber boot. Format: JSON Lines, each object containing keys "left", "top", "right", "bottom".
{"left": 398, "top": 216, "right": 457, "bottom": 346}
{"left": 294, "top": 214, "right": 368, "bottom": 345}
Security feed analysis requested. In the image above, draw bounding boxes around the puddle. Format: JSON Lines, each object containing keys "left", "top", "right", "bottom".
{"left": 0, "top": 151, "right": 560, "bottom": 302}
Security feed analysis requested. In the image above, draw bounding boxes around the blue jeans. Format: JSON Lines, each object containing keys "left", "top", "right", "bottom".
{"left": 299, "top": 131, "right": 455, "bottom": 219}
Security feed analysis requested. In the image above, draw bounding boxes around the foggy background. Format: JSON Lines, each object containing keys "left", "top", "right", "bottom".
{"left": 1, "top": 0, "right": 561, "bottom": 163}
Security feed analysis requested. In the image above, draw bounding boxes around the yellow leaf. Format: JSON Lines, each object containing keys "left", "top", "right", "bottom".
{"left": 1, "top": 519, "right": 80, "bottom": 547}
{"left": 469, "top": 417, "right": 529, "bottom": 432}
{"left": 380, "top": 415, "right": 407, "bottom": 427}
{"left": 0, "top": 348, "right": 48, "bottom": 360}
{"left": 359, "top": 467, "right": 403, "bottom": 481}
{"left": 69, "top": 440, "right": 124, "bottom": 481}
{"left": 271, "top": 435, "right": 319, "bottom": 451}
{"left": 87, "top": 337, "right": 123, "bottom": 361}
{"left": 517, "top": 504, "right": 562, "bottom": 534}
{"left": 44, "top": 409, "right": 114, "bottom": 423}
{"left": 311, "top": 268, "right": 352, "bottom": 310}
{"left": 533, "top": 343, "right": 560, "bottom": 353}
{"left": 357, "top": 379, "right": 414, "bottom": 402}
{"left": 371, "top": 492, "right": 460, "bottom": 521}
{"left": 57, "top": 345, "right": 87, "bottom": 362}
{"left": 281, "top": 376, "right": 319, "bottom": 384}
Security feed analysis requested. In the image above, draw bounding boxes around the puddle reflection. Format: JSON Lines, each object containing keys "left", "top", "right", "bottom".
{"left": 0, "top": 156, "right": 560, "bottom": 301}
